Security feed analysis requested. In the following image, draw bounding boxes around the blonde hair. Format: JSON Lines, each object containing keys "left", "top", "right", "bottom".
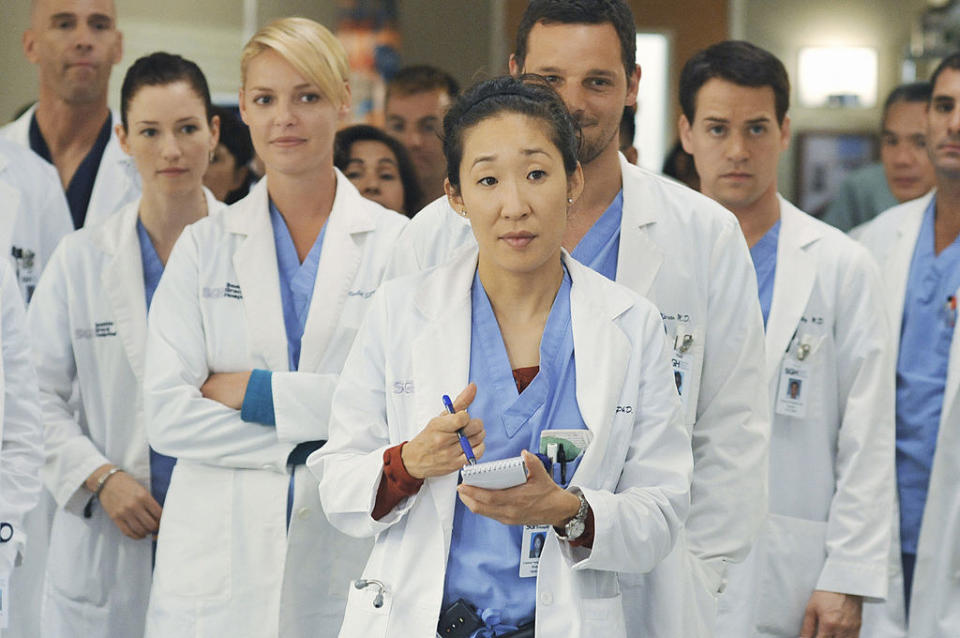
{"left": 241, "top": 17, "right": 349, "bottom": 107}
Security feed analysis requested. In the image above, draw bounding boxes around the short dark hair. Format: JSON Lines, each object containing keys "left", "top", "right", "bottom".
{"left": 882, "top": 82, "right": 932, "bottom": 128}
{"left": 619, "top": 105, "right": 636, "bottom": 151}
{"left": 930, "top": 53, "right": 960, "bottom": 96}
{"left": 386, "top": 65, "right": 459, "bottom": 103}
{"left": 679, "top": 40, "right": 790, "bottom": 125}
{"left": 120, "top": 52, "right": 213, "bottom": 131}
{"left": 442, "top": 75, "right": 579, "bottom": 190}
{"left": 334, "top": 124, "right": 423, "bottom": 216}
{"left": 514, "top": 0, "right": 637, "bottom": 81}
{"left": 211, "top": 106, "right": 253, "bottom": 168}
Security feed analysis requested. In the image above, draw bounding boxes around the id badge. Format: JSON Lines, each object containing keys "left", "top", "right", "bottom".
{"left": 671, "top": 327, "right": 694, "bottom": 406}
{"left": 519, "top": 525, "right": 550, "bottom": 578}
{"left": 775, "top": 360, "right": 809, "bottom": 418}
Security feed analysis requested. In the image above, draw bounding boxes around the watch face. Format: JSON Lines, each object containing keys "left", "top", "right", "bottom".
{"left": 565, "top": 518, "right": 586, "bottom": 540}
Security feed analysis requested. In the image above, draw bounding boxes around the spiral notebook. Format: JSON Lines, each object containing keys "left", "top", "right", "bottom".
{"left": 460, "top": 456, "right": 529, "bottom": 489}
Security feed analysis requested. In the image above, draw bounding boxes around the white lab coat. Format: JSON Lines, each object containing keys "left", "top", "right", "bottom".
{"left": 1, "top": 107, "right": 138, "bottom": 638}
{"left": 0, "top": 257, "right": 43, "bottom": 590}
{"left": 387, "top": 154, "right": 769, "bottom": 638}
{"left": 27, "top": 191, "right": 223, "bottom": 638}
{"left": 858, "top": 191, "right": 960, "bottom": 637}
{"left": 144, "top": 174, "right": 407, "bottom": 638}
{"left": 715, "top": 196, "right": 894, "bottom": 637}
{"left": 0, "top": 105, "right": 141, "bottom": 228}
{"left": 0, "top": 138, "right": 73, "bottom": 302}
{"left": 311, "top": 248, "right": 693, "bottom": 638}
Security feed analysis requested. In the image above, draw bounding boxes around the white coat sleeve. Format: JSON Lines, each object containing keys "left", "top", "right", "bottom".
{"left": 270, "top": 371, "right": 337, "bottom": 443}
{"left": 145, "top": 227, "right": 293, "bottom": 472}
{"left": 562, "top": 308, "right": 692, "bottom": 574}
{"left": 688, "top": 220, "right": 770, "bottom": 585}
{"left": 310, "top": 290, "right": 421, "bottom": 537}
{"left": 384, "top": 197, "right": 473, "bottom": 280}
{"left": 27, "top": 243, "right": 110, "bottom": 515}
{"left": 816, "top": 247, "right": 894, "bottom": 599}
{"left": 0, "top": 263, "right": 43, "bottom": 575}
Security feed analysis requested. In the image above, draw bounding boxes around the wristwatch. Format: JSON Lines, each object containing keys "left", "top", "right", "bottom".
{"left": 555, "top": 489, "right": 589, "bottom": 541}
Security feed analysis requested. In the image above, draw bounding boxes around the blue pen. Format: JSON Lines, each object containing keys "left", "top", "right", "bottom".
{"left": 443, "top": 394, "right": 477, "bottom": 465}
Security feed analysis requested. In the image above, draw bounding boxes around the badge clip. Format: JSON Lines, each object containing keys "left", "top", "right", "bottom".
{"left": 675, "top": 334, "right": 694, "bottom": 353}
{"left": 796, "top": 342, "right": 811, "bottom": 361}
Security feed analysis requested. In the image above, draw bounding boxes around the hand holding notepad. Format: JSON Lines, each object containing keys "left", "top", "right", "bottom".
{"left": 460, "top": 456, "right": 530, "bottom": 489}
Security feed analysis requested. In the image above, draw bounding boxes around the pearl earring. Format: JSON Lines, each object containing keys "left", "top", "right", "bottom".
{"left": 567, "top": 198, "right": 573, "bottom": 204}
{"left": 459, "top": 209, "right": 468, "bottom": 218}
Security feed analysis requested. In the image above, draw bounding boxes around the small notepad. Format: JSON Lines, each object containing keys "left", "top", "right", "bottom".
{"left": 460, "top": 456, "right": 529, "bottom": 489}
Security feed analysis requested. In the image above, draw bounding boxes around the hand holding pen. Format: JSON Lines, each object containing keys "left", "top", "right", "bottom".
{"left": 401, "top": 383, "right": 486, "bottom": 479}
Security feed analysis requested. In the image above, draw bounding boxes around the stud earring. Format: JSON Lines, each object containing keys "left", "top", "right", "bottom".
{"left": 209, "top": 149, "right": 216, "bottom": 162}
{"left": 459, "top": 209, "right": 468, "bottom": 218}
{"left": 567, "top": 198, "right": 573, "bottom": 204}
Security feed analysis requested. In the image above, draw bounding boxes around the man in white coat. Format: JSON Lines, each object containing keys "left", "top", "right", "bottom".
{"left": 0, "top": 4, "right": 135, "bottom": 634}
{"left": 0, "top": 138, "right": 74, "bottom": 302}
{"left": 858, "top": 52, "right": 960, "bottom": 638}
{"left": 386, "top": 2, "right": 769, "bottom": 636}
{"left": 678, "top": 41, "right": 895, "bottom": 638}
{"left": 1, "top": 0, "right": 139, "bottom": 229}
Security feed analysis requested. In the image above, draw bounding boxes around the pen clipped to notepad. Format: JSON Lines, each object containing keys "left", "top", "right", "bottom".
{"left": 443, "top": 394, "right": 477, "bottom": 465}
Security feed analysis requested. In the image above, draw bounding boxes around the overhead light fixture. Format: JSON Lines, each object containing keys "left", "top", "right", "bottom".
{"left": 797, "top": 46, "right": 878, "bottom": 108}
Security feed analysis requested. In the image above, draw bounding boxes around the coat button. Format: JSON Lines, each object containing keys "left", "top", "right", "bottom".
{"left": 297, "top": 507, "right": 311, "bottom": 520}
{"left": 539, "top": 591, "right": 553, "bottom": 605}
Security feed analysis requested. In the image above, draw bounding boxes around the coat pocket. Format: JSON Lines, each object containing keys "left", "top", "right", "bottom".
{"left": 152, "top": 464, "right": 232, "bottom": 599}
{"left": 755, "top": 514, "right": 827, "bottom": 636}
{"left": 45, "top": 508, "right": 119, "bottom": 605}
{"left": 580, "top": 593, "right": 627, "bottom": 634}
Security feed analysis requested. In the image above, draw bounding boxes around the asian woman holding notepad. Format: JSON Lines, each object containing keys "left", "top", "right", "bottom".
{"left": 310, "top": 76, "right": 693, "bottom": 638}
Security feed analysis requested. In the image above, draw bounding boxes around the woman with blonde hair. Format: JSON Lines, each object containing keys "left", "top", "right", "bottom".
{"left": 144, "top": 18, "right": 406, "bottom": 637}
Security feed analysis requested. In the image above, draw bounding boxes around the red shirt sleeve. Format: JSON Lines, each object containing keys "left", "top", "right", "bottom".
{"left": 372, "top": 442, "right": 424, "bottom": 521}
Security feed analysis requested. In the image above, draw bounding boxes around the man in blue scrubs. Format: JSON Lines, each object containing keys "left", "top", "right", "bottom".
{"left": 1, "top": 0, "right": 136, "bottom": 229}
{"left": 859, "top": 53, "right": 960, "bottom": 636}
{"left": 680, "top": 41, "right": 894, "bottom": 638}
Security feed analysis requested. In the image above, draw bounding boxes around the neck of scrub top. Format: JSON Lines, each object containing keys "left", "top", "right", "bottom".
{"left": 563, "top": 129, "right": 624, "bottom": 252}
{"left": 726, "top": 181, "right": 782, "bottom": 249}
{"left": 138, "top": 187, "right": 209, "bottom": 265}
{"left": 264, "top": 165, "right": 338, "bottom": 227}
{"left": 476, "top": 250, "right": 565, "bottom": 331}
{"left": 933, "top": 177, "right": 960, "bottom": 254}
{"left": 33, "top": 95, "right": 111, "bottom": 158}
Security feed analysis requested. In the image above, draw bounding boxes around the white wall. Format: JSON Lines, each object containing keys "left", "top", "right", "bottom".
{"left": 743, "top": 0, "right": 927, "bottom": 199}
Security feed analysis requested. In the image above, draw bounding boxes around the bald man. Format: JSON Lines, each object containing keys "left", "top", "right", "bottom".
{"left": 1, "top": 0, "right": 139, "bottom": 229}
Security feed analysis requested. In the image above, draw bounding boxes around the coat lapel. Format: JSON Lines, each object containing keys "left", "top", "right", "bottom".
{"left": 299, "top": 174, "right": 375, "bottom": 373}
{"left": 97, "top": 202, "right": 149, "bottom": 381}
{"left": 764, "top": 198, "right": 821, "bottom": 381}
{"left": 616, "top": 154, "right": 663, "bottom": 296}
{"left": 411, "top": 250, "right": 475, "bottom": 541}
{"left": 0, "top": 165, "right": 20, "bottom": 256}
{"left": 885, "top": 199, "right": 927, "bottom": 338}
{"left": 228, "top": 179, "right": 290, "bottom": 372}
{"left": 567, "top": 253, "right": 633, "bottom": 483}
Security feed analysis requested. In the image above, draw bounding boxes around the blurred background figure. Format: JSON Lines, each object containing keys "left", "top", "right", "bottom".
{"left": 203, "top": 106, "right": 257, "bottom": 205}
{"left": 384, "top": 64, "right": 459, "bottom": 209}
{"left": 620, "top": 105, "right": 639, "bottom": 165}
{"left": 662, "top": 139, "right": 701, "bottom": 191}
{"left": 334, "top": 124, "right": 422, "bottom": 217}
{"left": 822, "top": 82, "right": 935, "bottom": 233}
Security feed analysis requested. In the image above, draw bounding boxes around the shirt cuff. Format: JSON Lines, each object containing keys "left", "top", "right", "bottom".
{"left": 372, "top": 443, "right": 424, "bottom": 520}
{"left": 241, "top": 369, "right": 276, "bottom": 426}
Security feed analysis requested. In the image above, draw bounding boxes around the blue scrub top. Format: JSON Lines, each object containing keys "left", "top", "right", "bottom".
{"left": 570, "top": 190, "right": 623, "bottom": 281}
{"left": 896, "top": 196, "right": 960, "bottom": 555}
{"left": 137, "top": 220, "right": 177, "bottom": 507}
{"left": 750, "top": 220, "right": 780, "bottom": 328}
{"left": 269, "top": 201, "right": 327, "bottom": 371}
{"left": 442, "top": 267, "right": 587, "bottom": 634}
{"left": 269, "top": 200, "right": 328, "bottom": 524}
{"left": 30, "top": 113, "right": 112, "bottom": 229}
